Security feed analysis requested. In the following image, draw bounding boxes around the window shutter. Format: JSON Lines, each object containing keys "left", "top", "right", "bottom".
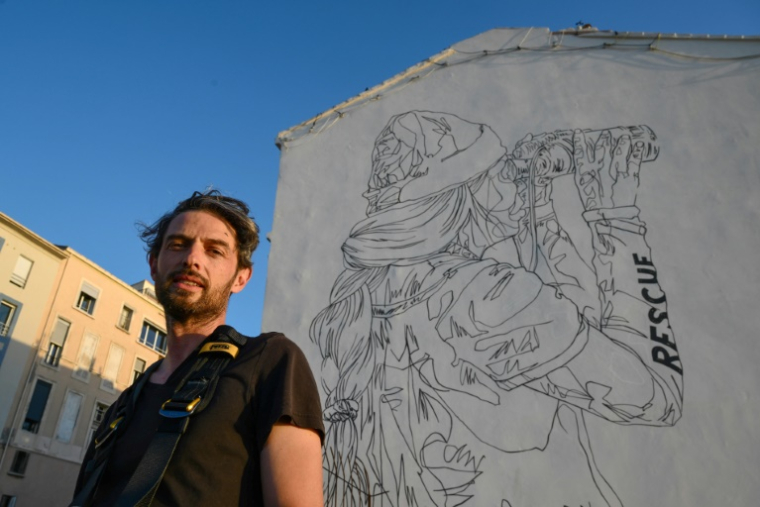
{"left": 56, "top": 391, "right": 83, "bottom": 443}
{"left": 101, "top": 344, "right": 124, "bottom": 390}
{"left": 74, "top": 333, "right": 98, "bottom": 380}
{"left": 50, "top": 319, "right": 70, "bottom": 346}
{"left": 26, "top": 381, "right": 53, "bottom": 424}
{"left": 11, "top": 257, "right": 33, "bottom": 287}
{"left": 80, "top": 282, "right": 100, "bottom": 299}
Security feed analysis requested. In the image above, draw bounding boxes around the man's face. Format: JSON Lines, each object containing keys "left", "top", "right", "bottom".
{"left": 149, "top": 211, "right": 251, "bottom": 325}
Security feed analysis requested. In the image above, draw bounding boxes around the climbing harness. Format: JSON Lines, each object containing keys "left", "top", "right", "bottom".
{"left": 70, "top": 325, "right": 247, "bottom": 507}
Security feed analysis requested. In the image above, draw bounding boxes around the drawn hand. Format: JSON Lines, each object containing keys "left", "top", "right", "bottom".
{"left": 323, "top": 399, "right": 359, "bottom": 423}
{"left": 573, "top": 130, "right": 645, "bottom": 210}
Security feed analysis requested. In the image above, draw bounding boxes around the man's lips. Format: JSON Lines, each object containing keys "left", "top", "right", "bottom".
{"left": 172, "top": 274, "right": 206, "bottom": 289}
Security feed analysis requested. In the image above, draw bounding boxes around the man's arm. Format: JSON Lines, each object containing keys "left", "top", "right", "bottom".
{"left": 261, "top": 420, "right": 324, "bottom": 507}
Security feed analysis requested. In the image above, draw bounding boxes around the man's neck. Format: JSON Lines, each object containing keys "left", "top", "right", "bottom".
{"left": 150, "top": 314, "right": 227, "bottom": 384}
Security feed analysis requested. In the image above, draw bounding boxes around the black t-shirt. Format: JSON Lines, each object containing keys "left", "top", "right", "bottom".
{"left": 86, "top": 331, "right": 324, "bottom": 506}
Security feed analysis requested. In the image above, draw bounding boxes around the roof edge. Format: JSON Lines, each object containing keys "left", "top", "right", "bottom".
{"left": 61, "top": 246, "right": 164, "bottom": 310}
{"left": 0, "top": 212, "right": 70, "bottom": 260}
{"left": 555, "top": 28, "right": 760, "bottom": 41}
{"left": 275, "top": 26, "right": 760, "bottom": 148}
{"left": 275, "top": 46, "right": 456, "bottom": 149}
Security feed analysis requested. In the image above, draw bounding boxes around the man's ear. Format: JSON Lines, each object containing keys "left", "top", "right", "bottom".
{"left": 230, "top": 266, "right": 252, "bottom": 294}
{"left": 149, "top": 253, "right": 158, "bottom": 281}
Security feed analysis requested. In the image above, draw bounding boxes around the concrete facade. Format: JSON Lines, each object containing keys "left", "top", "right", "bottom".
{"left": 0, "top": 213, "right": 166, "bottom": 506}
{"left": 0, "top": 213, "right": 67, "bottom": 433}
{"left": 266, "top": 28, "right": 760, "bottom": 506}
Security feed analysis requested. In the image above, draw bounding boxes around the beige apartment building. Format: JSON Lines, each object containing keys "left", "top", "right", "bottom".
{"left": 0, "top": 214, "right": 67, "bottom": 441}
{"left": 0, "top": 213, "right": 166, "bottom": 506}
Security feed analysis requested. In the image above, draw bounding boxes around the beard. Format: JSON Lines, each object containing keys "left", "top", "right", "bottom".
{"left": 155, "top": 269, "right": 235, "bottom": 326}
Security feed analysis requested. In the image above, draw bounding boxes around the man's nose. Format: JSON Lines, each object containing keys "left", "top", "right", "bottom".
{"left": 182, "top": 242, "right": 204, "bottom": 268}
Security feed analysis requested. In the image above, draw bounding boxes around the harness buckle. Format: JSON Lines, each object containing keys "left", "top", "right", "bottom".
{"left": 159, "top": 396, "right": 202, "bottom": 418}
{"left": 94, "top": 416, "right": 124, "bottom": 448}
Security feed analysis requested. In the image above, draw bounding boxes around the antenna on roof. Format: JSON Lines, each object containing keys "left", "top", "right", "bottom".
{"left": 575, "top": 21, "right": 596, "bottom": 30}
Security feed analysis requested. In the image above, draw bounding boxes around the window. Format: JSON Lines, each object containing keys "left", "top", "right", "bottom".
{"left": 44, "top": 318, "right": 70, "bottom": 367}
{"left": 23, "top": 379, "right": 52, "bottom": 433}
{"left": 117, "top": 306, "right": 134, "bottom": 331}
{"left": 100, "top": 344, "right": 124, "bottom": 392}
{"left": 76, "top": 281, "right": 100, "bottom": 315}
{"left": 92, "top": 402, "right": 109, "bottom": 429}
{"left": 73, "top": 332, "right": 98, "bottom": 382}
{"left": 85, "top": 401, "right": 110, "bottom": 450}
{"left": 9, "top": 451, "right": 29, "bottom": 476}
{"left": 0, "top": 301, "right": 15, "bottom": 337}
{"left": 0, "top": 495, "right": 17, "bottom": 507}
{"left": 10, "top": 256, "right": 33, "bottom": 288}
{"left": 55, "top": 390, "right": 84, "bottom": 443}
{"left": 133, "top": 357, "right": 147, "bottom": 384}
{"left": 77, "top": 293, "right": 96, "bottom": 314}
{"left": 140, "top": 322, "right": 167, "bottom": 354}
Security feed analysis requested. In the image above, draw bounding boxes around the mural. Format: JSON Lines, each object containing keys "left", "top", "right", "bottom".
{"left": 311, "top": 111, "right": 684, "bottom": 507}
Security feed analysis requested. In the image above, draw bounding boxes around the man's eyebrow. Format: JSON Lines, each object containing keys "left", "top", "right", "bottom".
{"left": 205, "top": 238, "right": 233, "bottom": 251}
{"left": 164, "top": 235, "right": 233, "bottom": 250}
{"left": 165, "top": 233, "right": 191, "bottom": 243}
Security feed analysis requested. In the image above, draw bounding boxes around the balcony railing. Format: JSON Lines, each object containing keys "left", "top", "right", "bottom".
{"left": 0, "top": 322, "right": 11, "bottom": 337}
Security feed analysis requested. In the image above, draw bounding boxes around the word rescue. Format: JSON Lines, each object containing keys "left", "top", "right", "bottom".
{"left": 633, "top": 253, "right": 682, "bottom": 375}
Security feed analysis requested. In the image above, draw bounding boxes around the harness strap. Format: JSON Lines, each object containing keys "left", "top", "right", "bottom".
{"left": 116, "top": 326, "right": 247, "bottom": 507}
{"left": 70, "top": 360, "right": 161, "bottom": 507}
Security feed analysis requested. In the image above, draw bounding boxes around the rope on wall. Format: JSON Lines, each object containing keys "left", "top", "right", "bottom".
{"left": 278, "top": 33, "right": 760, "bottom": 148}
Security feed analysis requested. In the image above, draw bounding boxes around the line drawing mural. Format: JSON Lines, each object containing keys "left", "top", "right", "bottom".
{"left": 310, "top": 111, "right": 684, "bottom": 507}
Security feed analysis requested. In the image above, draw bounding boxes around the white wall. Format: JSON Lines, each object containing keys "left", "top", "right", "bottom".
{"left": 266, "top": 28, "right": 760, "bottom": 507}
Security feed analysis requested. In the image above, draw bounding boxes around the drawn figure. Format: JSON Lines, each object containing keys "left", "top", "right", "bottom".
{"left": 311, "top": 111, "right": 683, "bottom": 507}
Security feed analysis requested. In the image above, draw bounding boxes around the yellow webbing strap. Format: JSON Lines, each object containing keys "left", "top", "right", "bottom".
{"left": 199, "top": 341, "right": 239, "bottom": 358}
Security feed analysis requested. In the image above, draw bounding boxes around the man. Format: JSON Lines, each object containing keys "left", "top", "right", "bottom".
{"left": 313, "top": 112, "right": 682, "bottom": 506}
{"left": 72, "top": 190, "right": 324, "bottom": 506}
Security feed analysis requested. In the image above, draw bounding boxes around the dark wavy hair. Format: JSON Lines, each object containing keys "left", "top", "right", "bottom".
{"left": 138, "top": 190, "right": 260, "bottom": 269}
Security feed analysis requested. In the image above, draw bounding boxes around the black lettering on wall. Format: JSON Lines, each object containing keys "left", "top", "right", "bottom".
{"left": 633, "top": 254, "right": 653, "bottom": 266}
{"left": 642, "top": 287, "right": 667, "bottom": 305}
{"left": 650, "top": 326, "right": 677, "bottom": 351}
{"left": 634, "top": 253, "right": 682, "bottom": 376}
{"left": 652, "top": 346, "right": 683, "bottom": 375}
{"left": 648, "top": 307, "right": 669, "bottom": 325}
{"left": 637, "top": 267, "right": 658, "bottom": 284}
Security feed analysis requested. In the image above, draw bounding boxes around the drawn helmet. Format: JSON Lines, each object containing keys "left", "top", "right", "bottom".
{"left": 364, "top": 111, "right": 508, "bottom": 214}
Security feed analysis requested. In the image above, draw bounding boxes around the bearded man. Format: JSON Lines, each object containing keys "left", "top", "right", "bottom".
{"left": 72, "top": 190, "right": 324, "bottom": 507}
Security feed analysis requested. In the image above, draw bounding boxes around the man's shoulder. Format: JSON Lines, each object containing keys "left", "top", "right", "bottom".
{"left": 229, "top": 330, "right": 320, "bottom": 406}
{"left": 234, "top": 330, "right": 310, "bottom": 363}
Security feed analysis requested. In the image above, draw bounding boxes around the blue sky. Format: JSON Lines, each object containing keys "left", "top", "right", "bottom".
{"left": 1, "top": 0, "right": 758, "bottom": 335}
